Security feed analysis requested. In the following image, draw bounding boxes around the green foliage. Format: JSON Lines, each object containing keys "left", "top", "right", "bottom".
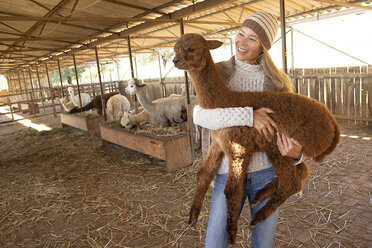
{"left": 49, "top": 66, "right": 87, "bottom": 85}
{"left": 137, "top": 53, "right": 158, "bottom": 66}
{"left": 136, "top": 49, "right": 174, "bottom": 68}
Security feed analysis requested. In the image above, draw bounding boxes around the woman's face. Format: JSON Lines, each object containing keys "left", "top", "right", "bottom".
{"left": 235, "top": 27, "right": 263, "bottom": 64}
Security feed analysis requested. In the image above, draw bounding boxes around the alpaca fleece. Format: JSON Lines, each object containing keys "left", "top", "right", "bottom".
{"left": 173, "top": 33, "right": 340, "bottom": 245}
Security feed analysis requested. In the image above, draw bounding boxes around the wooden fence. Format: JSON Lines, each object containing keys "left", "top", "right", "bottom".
{"left": 290, "top": 66, "right": 371, "bottom": 124}
{"left": 1, "top": 66, "right": 371, "bottom": 125}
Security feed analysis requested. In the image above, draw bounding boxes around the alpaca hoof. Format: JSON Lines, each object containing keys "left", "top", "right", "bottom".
{"left": 295, "top": 191, "right": 303, "bottom": 197}
{"left": 228, "top": 229, "right": 237, "bottom": 245}
{"left": 188, "top": 206, "right": 200, "bottom": 225}
{"left": 189, "top": 218, "right": 198, "bottom": 227}
{"left": 251, "top": 200, "right": 260, "bottom": 208}
{"left": 250, "top": 219, "right": 259, "bottom": 227}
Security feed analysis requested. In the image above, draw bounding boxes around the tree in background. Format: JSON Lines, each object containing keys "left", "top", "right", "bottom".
{"left": 49, "top": 66, "right": 86, "bottom": 86}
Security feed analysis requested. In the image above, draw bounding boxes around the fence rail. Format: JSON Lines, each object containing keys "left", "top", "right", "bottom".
{"left": 290, "top": 66, "right": 371, "bottom": 124}
{"left": 1, "top": 66, "right": 371, "bottom": 125}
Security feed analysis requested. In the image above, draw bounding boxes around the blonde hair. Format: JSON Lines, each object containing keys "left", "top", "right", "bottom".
{"left": 257, "top": 46, "right": 294, "bottom": 92}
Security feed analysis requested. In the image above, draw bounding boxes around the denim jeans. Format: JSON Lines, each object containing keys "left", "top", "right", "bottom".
{"left": 205, "top": 167, "right": 280, "bottom": 248}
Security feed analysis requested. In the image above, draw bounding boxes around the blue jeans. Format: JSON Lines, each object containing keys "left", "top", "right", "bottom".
{"left": 205, "top": 167, "right": 280, "bottom": 248}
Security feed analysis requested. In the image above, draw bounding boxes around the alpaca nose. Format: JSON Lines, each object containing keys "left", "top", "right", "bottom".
{"left": 173, "top": 57, "right": 179, "bottom": 64}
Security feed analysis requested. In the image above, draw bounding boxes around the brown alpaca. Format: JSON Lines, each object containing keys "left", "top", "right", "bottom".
{"left": 69, "top": 92, "right": 119, "bottom": 115}
{"left": 173, "top": 33, "right": 340, "bottom": 244}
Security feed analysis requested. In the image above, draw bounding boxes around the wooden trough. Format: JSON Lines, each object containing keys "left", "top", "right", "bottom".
{"left": 100, "top": 123, "right": 193, "bottom": 172}
{"left": 60, "top": 112, "right": 104, "bottom": 136}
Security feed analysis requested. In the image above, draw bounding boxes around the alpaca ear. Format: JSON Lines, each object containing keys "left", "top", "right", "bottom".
{"left": 135, "top": 82, "right": 146, "bottom": 87}
{"left": 207, "top": 40, "right": 223, "bottom": 50}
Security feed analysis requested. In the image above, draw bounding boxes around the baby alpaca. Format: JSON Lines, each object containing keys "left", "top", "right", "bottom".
{"left": 120, "top": 110, "right": 153, "bottom": 128}
{"left": 125, "top": 79, "right": 195, "bottom": 128}
{"left": 120, "top": 95, "right": 194, "bottom": 128}
{"left": 67, "top": 87, "right": 91, "bottom": 108}
{"left": 106, "top": 94, "right": 130, "bottom": 122}
{"left": 173, "top": 33, "right": 340, "bottom": 244}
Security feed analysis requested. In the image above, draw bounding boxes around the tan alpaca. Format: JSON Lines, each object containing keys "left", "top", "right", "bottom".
{"left": 173, "top": 33, "right": 340, "bottom": 245}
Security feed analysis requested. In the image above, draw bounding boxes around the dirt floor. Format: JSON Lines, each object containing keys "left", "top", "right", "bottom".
{"left": 0, "top": 114, "right": 371, "bottom": 248}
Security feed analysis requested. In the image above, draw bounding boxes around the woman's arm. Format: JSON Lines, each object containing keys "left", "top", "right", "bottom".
{"left": 193, "top": 105, "right": 253, "bottom": 130}
{"left": 276, "top": 132, "right": 304, "bottom": 164}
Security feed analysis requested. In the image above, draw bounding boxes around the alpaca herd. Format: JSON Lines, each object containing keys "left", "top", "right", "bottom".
{"left": 173, "top": 33, "right": 340, "bottom": 244}
{"left": 59, "top": 80, "right": 193, "bottom": 128}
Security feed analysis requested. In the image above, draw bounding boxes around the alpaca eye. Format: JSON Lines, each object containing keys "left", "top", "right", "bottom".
{"left": 187, "top": 48, "right": 194, "bottom": 53}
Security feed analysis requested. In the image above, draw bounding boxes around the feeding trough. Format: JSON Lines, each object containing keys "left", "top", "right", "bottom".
{"left": 100, "top": 123, "right": 193, "bottom": 172}
{"left": 60, "top": 112, "right": 104, "bottom": 136}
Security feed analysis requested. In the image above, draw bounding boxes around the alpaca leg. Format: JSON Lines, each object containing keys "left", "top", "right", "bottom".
{"left": 252, "top": 160, "right": 310, "bottom": 207}
{"left": 251, "top": 152, "right": 303, "bottom": 227}
{"left": 252, "top": 161, "right": 310, "bottom": 207}
{"left": 251, "top": 177, "right": 278, "bottom": 207}
{"left": 224, "top": 157, "right": 251, "bottom": 245}
{"left": 189, "top": 142, "right": 224, "bottom": 225}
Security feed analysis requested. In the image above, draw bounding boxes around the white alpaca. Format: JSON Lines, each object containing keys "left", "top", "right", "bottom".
{"left": 120, "top": 110, "right": 153, "bottom": 128}
{"left": 67, "top": 87, "right": 91, "bottom": 108}
{"left": 124, "top": 78, "right": 197, "bottom": 128}
{"left": 106, "top": 94, "right": 131, "bottom": 122}
{"left": 58, "top": 97, "right": 75, "bottom": 112}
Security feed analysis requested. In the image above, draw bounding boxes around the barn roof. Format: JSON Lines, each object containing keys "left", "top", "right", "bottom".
{"left": 1, "top": 0, "right": 371, "bottom": 74}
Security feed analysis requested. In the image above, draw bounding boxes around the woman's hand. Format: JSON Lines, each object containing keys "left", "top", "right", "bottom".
{"left": 277, "top": 132, "right": 303, "bottom": 159}
{"left": 253, "top": 107, "right": 278, "bottom": 140}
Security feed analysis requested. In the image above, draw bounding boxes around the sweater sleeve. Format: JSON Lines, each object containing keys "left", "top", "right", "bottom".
{"left": 193, "top": 105, "right": 253, "bottom": 130}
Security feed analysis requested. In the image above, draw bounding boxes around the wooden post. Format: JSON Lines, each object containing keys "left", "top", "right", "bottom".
{"left": 72, "top": 54, "right": 83, "bottom": 110}
{"left": 290, "top": 26, "right": 295, "bottom": 78}
{"left": 280, "top": 0, "right": 288, "bottom": 74}
{"left": 35, "top": 65, "right": 46, "bottom": 114}
{"left": 28, "top": 67, "right": 36, "bottom": 101}
{"left": 134, "top": 56, "right": 138, "bottom": 78}
{"left": 6, "top": 75, "right": 13, "bottom": 92}
{"left": 115, "top": 59, "right": 120, "bottom": 81}
{"left": 17, "top": 71, "right": 24, "bottom": 100}
{"left": 27, "top": 67, "right": 37, "bottom": 117}
{"left": 157, "top": 52, "right": 166, "bottom": 98}
{"left": 95, "top": 46, "right": 106, "bottom": 119}
{"left": 127, "top": 35, "right": 138, "bottom": 113}
{"left": 10, "top": 73, "right": 17, "bottom": 93}
{"left": 45, "top": 63, "right": 57, "bottom": 117}
{"left": 21, "top": 70, "right": 29, "bottom": 101}
{"left": 57, "top": 59, "right": 65, "bottom": 98}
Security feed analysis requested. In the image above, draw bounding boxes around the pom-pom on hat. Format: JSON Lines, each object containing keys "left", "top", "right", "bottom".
{"left": 242, "top": 11, "right": 278, "bottom": 50}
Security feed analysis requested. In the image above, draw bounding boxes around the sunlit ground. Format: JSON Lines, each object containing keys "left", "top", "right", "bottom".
{"left": 340, "top": 133, "right": 371, "bottom": 141}
{"left": 0, "top": 106, "right": 51, "bottom": 132}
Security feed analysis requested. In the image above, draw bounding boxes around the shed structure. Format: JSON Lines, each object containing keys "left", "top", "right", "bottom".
{"left": 0, "top": 0, "right": 371, "bottom": 124}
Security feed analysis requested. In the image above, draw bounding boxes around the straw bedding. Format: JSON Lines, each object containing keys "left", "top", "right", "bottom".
{"left": 0, "top": 119, "right": 371, "bottom": 247}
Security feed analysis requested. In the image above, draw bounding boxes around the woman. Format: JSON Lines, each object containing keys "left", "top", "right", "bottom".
{"left": 193, "top": 11, "right": 303, "bottom": 248}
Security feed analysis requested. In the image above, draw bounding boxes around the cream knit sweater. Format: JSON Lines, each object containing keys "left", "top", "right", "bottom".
{"left": 193, "top": 58, "right": 273, "bottom": 174}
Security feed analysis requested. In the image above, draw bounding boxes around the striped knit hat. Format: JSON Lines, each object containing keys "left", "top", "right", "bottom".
{"left": 242, "top": 11, "right": 278, "bottom": 50}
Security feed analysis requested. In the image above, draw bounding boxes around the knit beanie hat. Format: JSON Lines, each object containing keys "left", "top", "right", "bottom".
{"left": 242, "top": 11, "right": 278, "bottom": 50}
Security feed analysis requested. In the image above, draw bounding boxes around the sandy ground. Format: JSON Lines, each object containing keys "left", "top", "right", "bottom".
{"left": 0, "top": 114, "right": 371, "bottom": 247}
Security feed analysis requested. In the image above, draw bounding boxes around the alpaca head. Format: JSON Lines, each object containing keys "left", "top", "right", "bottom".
{"left": 120, "top": 113, "right": 133, "bottom": 129}
{"left": 58, "top": 97, "right": 67, "bottom": 104}
{"left": 67, "top": 87, "right": 74, "bottom": 95}
{"left": 125, "top": 78, "right": 146, "bottom": 95}
{"left": 173, "top": 33, "right": 223, "bottom": 72}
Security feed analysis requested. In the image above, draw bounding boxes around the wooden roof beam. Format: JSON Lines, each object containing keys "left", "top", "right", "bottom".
{"left": 103, "top": 0, "right": 169, "bottom": 16}
{"left": 312, "top": 0, "right": 372, "bottom": 10}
